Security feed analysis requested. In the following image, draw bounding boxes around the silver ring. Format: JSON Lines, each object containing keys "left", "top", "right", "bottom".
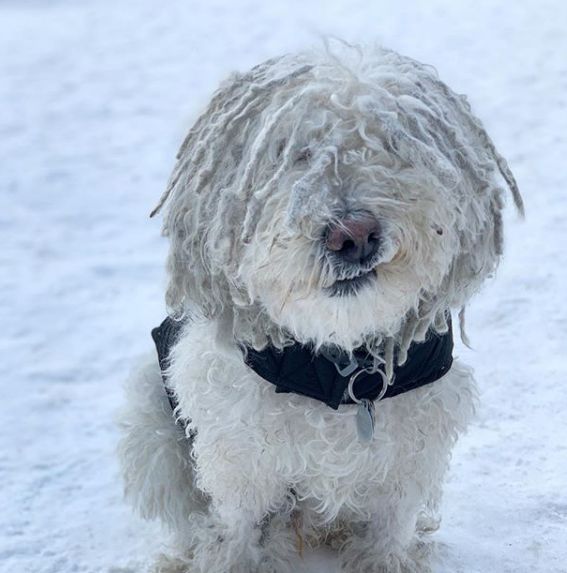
{"left": 348, "top": 367, "right": 389, "bottom": 404}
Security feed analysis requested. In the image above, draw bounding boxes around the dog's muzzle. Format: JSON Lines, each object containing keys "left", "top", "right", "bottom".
{"left": 324, "top": 211, "right": 382, "bottom": 296}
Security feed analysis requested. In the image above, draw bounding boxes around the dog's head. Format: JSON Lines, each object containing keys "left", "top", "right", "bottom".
{"left": 155, "top": 43, "right": 522, "bottom": 356}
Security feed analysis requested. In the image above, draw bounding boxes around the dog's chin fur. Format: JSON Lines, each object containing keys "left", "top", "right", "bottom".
{"left": 257, "top": 271, "right": 412, "bottom": 351}
{"left": 118, "top": 41, "right": 521, "bottom": 572}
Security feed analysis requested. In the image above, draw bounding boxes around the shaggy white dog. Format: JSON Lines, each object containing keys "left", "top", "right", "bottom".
{"left": 118, "top": 43, "right": 523, "bottom": 573}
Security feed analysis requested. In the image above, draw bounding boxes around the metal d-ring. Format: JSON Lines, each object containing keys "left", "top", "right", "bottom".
{"left": 347, "top": 366, "right": 389, "bottom": 404}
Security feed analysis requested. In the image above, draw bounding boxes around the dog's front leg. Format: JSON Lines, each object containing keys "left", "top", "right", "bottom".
{"left": 336, "top": 441, "right": 451, "bottom": 573}
{"left": 181, "top": 431, "right": 297, "bottom": 573}
{"left": 338, "top": 505, "right": 433, "bottom": 573}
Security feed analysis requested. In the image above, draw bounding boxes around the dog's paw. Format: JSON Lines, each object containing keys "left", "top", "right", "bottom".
{"left": 155, "top": 514, "right": 299, "bottom": 573}
{"left": 339, "top": 537, "right": 433, "bottom": 573}
{"left": 152, "top": 553, "right": 191, "bottom": 573}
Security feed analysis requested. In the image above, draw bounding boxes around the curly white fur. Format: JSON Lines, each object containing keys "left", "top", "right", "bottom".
{"left": 118, "top": 41, "right": 521, "bottom": 572}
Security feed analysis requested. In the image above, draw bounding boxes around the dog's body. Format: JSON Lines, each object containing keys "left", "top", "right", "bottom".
{"left": 119, "top": 44, "right": 522, "bottom": 572}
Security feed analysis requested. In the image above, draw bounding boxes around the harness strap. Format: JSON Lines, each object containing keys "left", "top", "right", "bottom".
{"left": 151, "top": 318, "right": 183, "bottom": 414}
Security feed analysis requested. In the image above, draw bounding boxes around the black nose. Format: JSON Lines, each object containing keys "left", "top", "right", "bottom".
{"left": 325, "top": 213, "right": 382, "bottom": 265}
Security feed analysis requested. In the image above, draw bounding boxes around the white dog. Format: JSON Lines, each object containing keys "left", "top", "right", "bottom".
{"left": 118, "top": 43, "right": 523, "bottom": 573}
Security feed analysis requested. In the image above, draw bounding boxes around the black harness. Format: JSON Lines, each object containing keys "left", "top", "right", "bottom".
{"left": 151, "top": 317, "right": 453, "bottom": 412}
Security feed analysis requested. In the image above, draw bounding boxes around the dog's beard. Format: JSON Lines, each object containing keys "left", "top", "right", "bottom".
{"left": 240, "top": 233, "right": 422, "bottom": 352}
{"left": 259, "top": 272, "right": 416, "bottom": 352}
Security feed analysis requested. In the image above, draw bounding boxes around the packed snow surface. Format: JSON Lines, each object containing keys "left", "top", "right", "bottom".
{"left": 1, "top": 0, "right": 566, "bottom": 571}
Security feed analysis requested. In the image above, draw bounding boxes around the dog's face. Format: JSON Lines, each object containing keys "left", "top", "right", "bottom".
{"left": 159, "top": 46, "right": 522, "bottom": 351}
{"left": 237, "top": 123, "right": 459, "bottom": 349}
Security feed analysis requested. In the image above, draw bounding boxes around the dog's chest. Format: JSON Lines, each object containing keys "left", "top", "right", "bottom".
{"left": 179, "top": 354, "right": 400, "bottom": 509}
{"left": 169, "top": 323, "right": 446, "bottom": 519}
{"left": 269, "top": 396, "right": 401, "bottom": 507}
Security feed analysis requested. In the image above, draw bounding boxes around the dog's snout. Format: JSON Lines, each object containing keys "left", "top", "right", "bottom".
{"left": 325, "top": 213, "right": 382, "bottom": 265}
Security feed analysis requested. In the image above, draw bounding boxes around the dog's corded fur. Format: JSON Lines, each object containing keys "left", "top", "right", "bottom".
{"left": 119, "top": 42, "right": 522, "bottom": 572}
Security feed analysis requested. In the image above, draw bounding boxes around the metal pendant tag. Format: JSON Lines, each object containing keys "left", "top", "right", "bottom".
{"left": 356, "top": 399, "right": 375, "bottom": 443}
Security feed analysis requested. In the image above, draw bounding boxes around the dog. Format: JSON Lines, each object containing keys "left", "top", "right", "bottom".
{"left": 118, "top": 42, "right": 523, "bottom": 573}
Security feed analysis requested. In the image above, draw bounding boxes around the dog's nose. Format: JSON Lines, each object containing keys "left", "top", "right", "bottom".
{"left": 325, "top": 213, "right": 382, "bottom": 265}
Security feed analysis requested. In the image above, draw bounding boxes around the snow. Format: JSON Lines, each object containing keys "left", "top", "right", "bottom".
{"left": 1, "top": 0, "right": 566, "bottom": 571}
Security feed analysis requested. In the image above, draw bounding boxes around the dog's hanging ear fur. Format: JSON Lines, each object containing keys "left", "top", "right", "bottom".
{"left": 395, "top": 75, "right": 523, "bottom": 352}
{"left": 152, "top": 69, "right": 256, "bottom": 319}
{"left": 357, "top": 48, "right": 524, "bottom": 356}
{"left": 151, "top": 58, "right": 314, "bottom": 319}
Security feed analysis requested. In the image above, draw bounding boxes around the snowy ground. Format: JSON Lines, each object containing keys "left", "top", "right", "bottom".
{"left": 1, "top": 0, "right": 566, "bottom": 572}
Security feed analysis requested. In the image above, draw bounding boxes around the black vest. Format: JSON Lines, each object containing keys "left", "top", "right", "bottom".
{"left": 151, "top": 317, "right": 453, "bottom": 411}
